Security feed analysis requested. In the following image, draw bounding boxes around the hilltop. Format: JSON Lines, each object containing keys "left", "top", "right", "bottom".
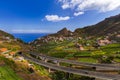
{"left": 48, "top": 28, "right": 73, "bottom": 37}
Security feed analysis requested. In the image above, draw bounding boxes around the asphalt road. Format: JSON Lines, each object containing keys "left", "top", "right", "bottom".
{"left": 21, "top": 54, "right": 120, "bottom": 80}
{"left": 28, "top": 52, "right": 120, "bottom": 70}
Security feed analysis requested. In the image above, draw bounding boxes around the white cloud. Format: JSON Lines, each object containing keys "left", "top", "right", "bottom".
{"left": 59, "top": 0, "right": 120, "bottom": 16}
{"left": 45, "top": 15, "right": 70, "bottom": 22}
{"left": 74, "top": 11, "right": 84, "bottom": 16}
{"left": 62, "top": 4, "right": 70, "bottom": 9}
{"left": 11, "top": 29, "right": 51, "bottom": 33}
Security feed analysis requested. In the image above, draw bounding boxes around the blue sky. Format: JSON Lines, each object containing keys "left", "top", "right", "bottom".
{"left": 0, "top": 0, "right": 120, "bottom": 33}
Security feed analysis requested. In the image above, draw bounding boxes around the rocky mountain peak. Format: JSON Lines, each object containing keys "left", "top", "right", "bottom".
{"left": 57, "top": 28, "right": 72, "bottom": 36}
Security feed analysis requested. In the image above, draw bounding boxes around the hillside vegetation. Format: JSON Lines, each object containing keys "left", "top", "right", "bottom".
{"left": 0, "top": 13, "right": 120, "bottom": 80}
{"left": 0, "top": 30, "right": 51, "bottom": 80}
{"left": 31, "top": 14, "right": 120, "bottom": 64}
{"left": 30, "top": 14, "right": 120, "bottom": 80}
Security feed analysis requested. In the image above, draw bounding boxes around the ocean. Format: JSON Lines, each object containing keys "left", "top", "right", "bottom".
{"left": 12, "top": 33, "right": 48, "bottom": 43}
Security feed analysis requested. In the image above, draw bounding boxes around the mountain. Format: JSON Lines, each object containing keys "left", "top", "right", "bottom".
{"left": 48, "top": 27, "right": 73, "bottom": 37}
{"left": 74, "top": 14, "right": 120, "bottom": 37}
{"left": 57, "top": 28, "right": 73, "bottom": 36}
{"left": 31, "top": 13, "right": 120, "bottom": 45}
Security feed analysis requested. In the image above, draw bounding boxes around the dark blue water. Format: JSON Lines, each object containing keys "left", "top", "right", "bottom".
{"left": 12, "top": 33, "right": 48, "bottom": 43}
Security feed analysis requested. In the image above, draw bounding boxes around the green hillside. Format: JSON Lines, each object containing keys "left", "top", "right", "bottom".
{"left": 30, "top": 14, "right": 120, "bottom": 65}
{"left": 0, "top": 29, "right": 51, "bottom": 80}
{"left": 0, "top": 66, "right": 22, "bottom": 80}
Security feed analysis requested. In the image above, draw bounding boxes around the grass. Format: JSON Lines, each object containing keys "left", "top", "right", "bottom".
{"left": 74, "top": 51, "right": 91, "bottom": 57}
{"left": 33, "top": 63, "right": 49, "bottom": 76}
{"left": 78, "top": 58, "right": 98, "bottom": 63}
{"left": 0, "top": 66, "right": 23, "bottom": 80}
{"left": 50, "top": 51, "right": 68, "bottom": 58}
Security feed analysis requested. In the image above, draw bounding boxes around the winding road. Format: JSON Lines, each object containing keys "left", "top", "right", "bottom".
{"left": 29, "top": 52, "right": 120, "bottom": 70}
{"left": 20, "top": 54, "right": 120, "bottom": 80}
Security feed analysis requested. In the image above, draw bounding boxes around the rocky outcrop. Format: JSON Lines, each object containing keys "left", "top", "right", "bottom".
{"left": 57, "top": 28, "right": 73, "bottom": 36}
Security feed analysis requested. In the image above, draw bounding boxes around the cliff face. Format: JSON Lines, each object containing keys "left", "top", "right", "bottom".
{"left": 74, "top": 14, "right": 120, "bottom": 36}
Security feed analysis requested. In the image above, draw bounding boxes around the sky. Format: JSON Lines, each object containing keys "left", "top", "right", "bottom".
{"left": 0, "top": 0, "right": 120, "bottom": 33}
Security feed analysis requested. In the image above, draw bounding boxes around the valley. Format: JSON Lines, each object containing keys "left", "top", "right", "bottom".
{"left": 0, "top": 14, "right": 120, "bottom": 80}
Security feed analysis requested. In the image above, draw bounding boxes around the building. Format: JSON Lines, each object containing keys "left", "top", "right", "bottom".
{"left": 97, "top": 39, "right": 111, "bottom": 46}
{"left": 0, "top": 48, "right": 8, "bottom": 52}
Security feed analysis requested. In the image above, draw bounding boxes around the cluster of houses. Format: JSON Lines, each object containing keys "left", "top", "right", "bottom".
{"left": 97, "top": 36, "right": 117, "bottom": 46}
{"left": 0, "top": 48, "right": 24, "bottom": 61}
{"left": 0, "top": 36, "right": 36, "bottom": 70}
{"left": 31, "top": 31, "right": 120, "bottom": 52}
{"left": 31, "top": 36, "right": 83, "bottom": 45}
{"left": 39, "top": 36, "right": 75, "bottom": 42}
{"left": 0, "top": 48, "right": 34, "bottom": 71}
{"left": 30, "top": 35, "right": 86, "bottom": 51}
{"left": 97, "top": 39, "right": 112, "bottom": 46}
{"left": 0, "top": 36, "right": 18, "bottom": 44}
{"left": 0, "top": 35, "right": 24, "bottom": 61}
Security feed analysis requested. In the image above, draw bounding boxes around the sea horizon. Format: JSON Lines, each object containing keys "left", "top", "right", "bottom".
{"left": 12, "top": 33, "right": 49, "bottom": 43}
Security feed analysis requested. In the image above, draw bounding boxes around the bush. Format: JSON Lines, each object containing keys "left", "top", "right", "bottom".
{"left": 101, "top": 56, "right": 114, "bottom": 63}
